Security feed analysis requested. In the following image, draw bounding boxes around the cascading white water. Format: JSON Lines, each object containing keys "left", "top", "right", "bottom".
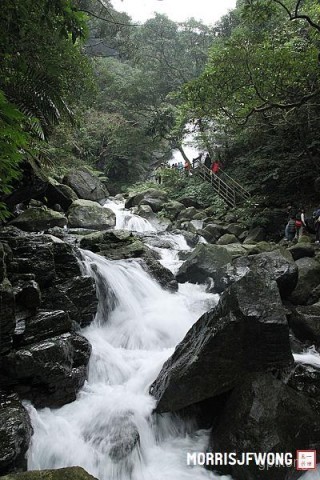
{"left": 26, "top": 199, "right": 320, "bottom": 480}
{"left": 105, "top": 199, "right": 156, "bottom": 233}
{"left": 27, "top": 247, "right": 226, "bottom": 480}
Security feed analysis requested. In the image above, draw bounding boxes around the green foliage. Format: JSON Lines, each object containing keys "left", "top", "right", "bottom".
{"left": 180, "top": 0, "right": 320, "bottom": 204}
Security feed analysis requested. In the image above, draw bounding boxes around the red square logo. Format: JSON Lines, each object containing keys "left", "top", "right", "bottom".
{"left": 296, "top": 450, "right": 317, "bottom": 471}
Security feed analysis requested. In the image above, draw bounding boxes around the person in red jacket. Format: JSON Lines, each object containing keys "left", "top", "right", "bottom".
{"left": 211, "top": 161, "right": 220, "bottom": 175}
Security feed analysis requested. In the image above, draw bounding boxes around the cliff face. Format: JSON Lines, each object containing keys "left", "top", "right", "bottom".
{"left": 0, "top": 227, "right": 98, "bottom": 475}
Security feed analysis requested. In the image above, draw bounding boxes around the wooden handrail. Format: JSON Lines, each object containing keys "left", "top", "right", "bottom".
{"left": 191, "top": 159, "right": 250, "bottom": 207}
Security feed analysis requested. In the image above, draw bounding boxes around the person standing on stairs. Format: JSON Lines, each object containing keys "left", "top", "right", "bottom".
{"left": 211, "top": 160, "right": 220, "bottom": 176}
{"left": 204, "top": 153, "right": 212, "bottom": 170}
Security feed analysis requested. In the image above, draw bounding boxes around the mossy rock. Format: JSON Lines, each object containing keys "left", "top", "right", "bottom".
{"left": 0, "top": 467, "right": 98, "bottom": 480}
{"left": 10, "top": 208, "right": 67, "bottom": 232}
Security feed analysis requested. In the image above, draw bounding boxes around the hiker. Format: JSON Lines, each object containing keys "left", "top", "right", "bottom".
{"left": 211, "top": 160, "right": 220, "bottom": 177}
{"left": 177, "top": 161, "right": 183, "bottom": 173}
{"left": 285, "top": 215, "right": 297, "bottom": 241}
{"left": 184, "top": 160, "right": 191, "bottom": 176}
{"left": 204, "top": 153, "right": 211, "bottom": 170}
{"left": 295, "top": 208, "right": 306, "bottom": 239}
{"left": 314, "top": 208, "right": 320, "bottom": 243}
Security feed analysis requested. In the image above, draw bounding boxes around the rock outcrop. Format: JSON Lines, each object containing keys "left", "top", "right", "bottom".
{"left": 0, "top": 228, "right": 97, "bottom": 409}
{"left": 150, "top": 272, "right": 293, "bottom": 412}
{"left": 67, "top": 200, "right": 115, "bottom": 230}
{"left": 0, "top": 467, "right": 98, "bottom": 480}
{"left": 176, "top": 243, "right": 232, "bottom": 284}
{"left": 208, "top": 373, "right": 320, "bottom": 480}
{"left": 63, "top": 168, "right": 109, "bottom": 202}
{"left": 0, "top": 392, "right": 32, "bottom": 475}
{"left": 9, "top": 208, "right": 67, "bottom": 232}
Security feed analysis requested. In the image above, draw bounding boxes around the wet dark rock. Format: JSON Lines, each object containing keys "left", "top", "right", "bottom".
{"left": 0, "top": 467, "right": 99, "bottom": 480}
{"left": 13, "top": 310, "right": 73, "bottom": 346}
{"left": 13, "top": 280, "right": 41, "bottom": 311}
{"left": 288, "top": 363, "right": 320, "bottom": 411}
{"left": 176, "top": 243, "right": 232, "bottom": 284}
{"left": 0, "top": 279, "right": 15, "bottom": 355}
{"left": 42, "top": 277, "right": 98, "bottom": 328}
{"left": 9, "top": 208, "right": 67, "bottom": 232}
{"left": 0, "top": 391, "right": 32, "bottom": 476}
{"left": 139, "top": 257, "right": 178, "bottom": 292}
{"left": 287, "top": 304, "right": 320, "bottom": 345}
{"left": 63, "top": 168, "right": 109, "bottom": 202}
{"left": 151, "top": 272, "right": 293, "bottom": 412}
{"left": 67, "top": 200, "right": 115, "bottom": 230}
{"left": 1, "top": 333, "right": 91, "bottom": 408}
{"left": 288, "top": 243, "right": 315, "bottom": 261}
{"left": 209, "top": 373, "right": 320, "bottom": 480}
{"left": 214, "top": 249, "right": 298, "bottom": 299}
{"left": 46, "top": 180, "right": 78, "bottom": 211}
{"left": 198, "top": 223, "right": 223, "bottom": 243}
{"left": 243, "top": 226, "right": 266, "bottom": 244}
{"left": 289, "top": 257, "right": 320, "bottom": 305}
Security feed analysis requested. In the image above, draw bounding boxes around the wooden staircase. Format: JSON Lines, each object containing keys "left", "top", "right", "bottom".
{"left": 191, "top": 159, "right": 250, "bottom": 208}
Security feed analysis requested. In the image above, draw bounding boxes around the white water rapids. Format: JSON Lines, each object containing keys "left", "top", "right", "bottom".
{"left": 27, "top": 200, "right": 320, "bottom": 480}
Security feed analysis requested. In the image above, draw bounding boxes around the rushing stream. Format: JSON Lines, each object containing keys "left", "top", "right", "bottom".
{"left": 27, "top": 200, "right": 320, "bottom": 480}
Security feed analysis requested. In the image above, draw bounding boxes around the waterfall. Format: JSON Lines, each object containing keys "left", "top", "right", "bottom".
{"left": 27, "top": 247, "right": 223, "bottom": 480}
{"left": 105, "top": 199, "right": 156, "bottom": 233}
{"left": 26, "top": 200, "right": 319, "bottom": 480}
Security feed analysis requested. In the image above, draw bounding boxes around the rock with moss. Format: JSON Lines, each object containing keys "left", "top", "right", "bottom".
{"left": 9, "top": 208, "right": 67, "bottom": 232}
{"left": 46, "top": 179, "right": 79, "bottom": 211}
{"left": 160, "top": 201, "right": 185, "bottom": 220}
{"left": 216, "top": 233, "right": 239, "bottom": 245}
{"left": 214, "top": 248, "right": 298, "bottom": 298}
{"left": 0, "top": 392, "right": 32, "bottom": 476}
{"left": 63, "top": 168, "right": 109, "bottom": 202}
{"left": 67, "top": 200, "right": 115, "bottom": 230}
{"left": 125, "top": 189, "right": 168, "bottom": 211}
{"left": 0, "top": 467, "right": 98, "bottom": 480}
{"left": 176, "top": 243, "right": 232, "bottom": 284}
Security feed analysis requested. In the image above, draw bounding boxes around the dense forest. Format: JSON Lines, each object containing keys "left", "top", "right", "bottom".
{"left": 1, "top": 0, "right": 320, "bottom": 219}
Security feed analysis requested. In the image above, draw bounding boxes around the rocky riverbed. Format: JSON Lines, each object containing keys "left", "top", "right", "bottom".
{"left": 1, "top": 168, "right": 320, "bottom": 480}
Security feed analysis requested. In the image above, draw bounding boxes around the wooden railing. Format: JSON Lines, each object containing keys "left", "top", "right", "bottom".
{"left": 192, "top": 159, "right": 250, "bottom": 208}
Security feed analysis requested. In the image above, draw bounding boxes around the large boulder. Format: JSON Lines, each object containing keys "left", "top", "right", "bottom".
{"left": 0, "top": 467, "right": 98, "bottom": 480}
{"left": 216, "top": 234, "right": 239, "bottom": 245}
{"left": 46, "top": 180, "right": 78, "bottom": 211}
{"left": 1, "top": 333, "right": 92, "bottom": 408}
{"left": 125, "top": 189, "right": 168, "bottom": 211}
{"left": 0, "top": 392, "right": 32, "bottom": 476}
{"left": 176, "top": 244, "right": 232, "bottom": 284}
{"left": 214, "top": 249, "right": 298, "bottom": 299}
{"left": 160, "top": 201, "right": 185, "bottom": 221}
{"left": 42, "top": 277, "right": 97, "bottom": 328}
{"left": 198, "top": 223, "right": 223, "bottom": 243}
{"left": 67, "top": 200, "right": 115, "bottom": 230}
{"left": 208, "top": 373, "right": 320, "bottom": 480}
{"left": 63, "top": 168, "right": 109, "bottom": 201}
{"left": 177, "top": 207, "right": 198, "bottom": 221}
{"left": 150, "top": 272, "right": 293, "bottom": 412}
{"left": 9, "top": 208, "right": 67, "bottom": 232}
{"left": 288, "top": 243, "right": 315, "bottom": 261}
{"left": 289, "top": 257, "right": 320, "bottom": 305}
